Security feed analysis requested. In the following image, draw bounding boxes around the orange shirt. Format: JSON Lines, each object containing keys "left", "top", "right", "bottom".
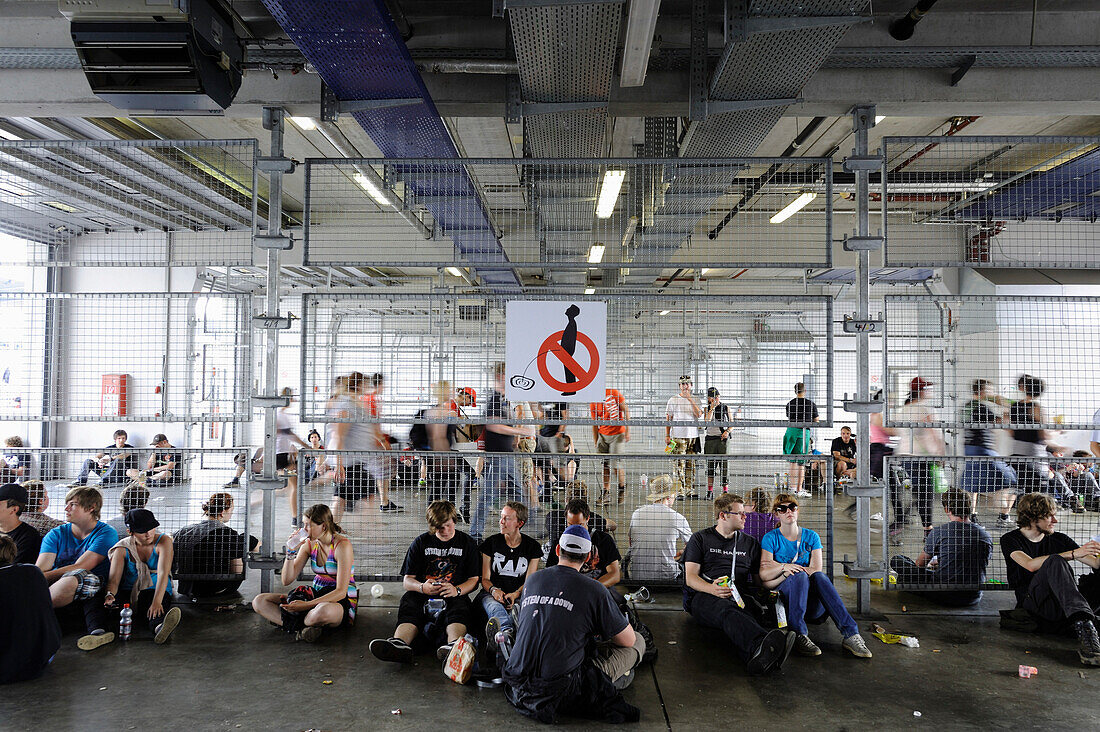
{"left": 590, "top": 388, "right": 627, "bottom": 436}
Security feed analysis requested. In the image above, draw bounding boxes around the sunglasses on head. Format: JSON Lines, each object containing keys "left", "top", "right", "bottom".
{"left": 774, "top": 503, "right": 798, "bottom": 513}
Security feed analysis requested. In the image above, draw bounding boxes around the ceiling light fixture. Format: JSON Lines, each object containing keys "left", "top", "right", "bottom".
{"left": 659, "top": 309, "right": 670, "bottom": 315}
{"left": 584, "top": 287, "right": 595, "bottom": 295}
{"left": 875, "top": 115, "right": 886, "bottom": 124}
{"left": 0, "top": 128, "right": 23, "bottom": 141}
{"left": 701, "top": 268, "right": 711, "bottom": 276}
{"left": 353, "top": 173, "right": 391, "bottom": 207}
{"left": 595, "top": 170, "right": 626, "bottom": 219}
{"left": 587, "top": 242, "right": 606, "bottom": 264}
{"left": 619, "top": 0, "right": 661, "bottom": 87}
{"left": 289, "top": 116, "right": 318, "bottom": 131}
{"left": 446, "top": 267, "right": 464, "bottom": 277}
{"left": 770, "top": 191, "right": 817, "bottom": 224}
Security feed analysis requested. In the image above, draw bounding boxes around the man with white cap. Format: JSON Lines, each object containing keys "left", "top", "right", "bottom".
{"left": 626, "top": 475, "right": 692, "bottom": 582}
{"left": 501, "top": 524, "right": 645, "bottom": 724}
{"left": 666, "top": 375, "right": 702, "bottom": 498}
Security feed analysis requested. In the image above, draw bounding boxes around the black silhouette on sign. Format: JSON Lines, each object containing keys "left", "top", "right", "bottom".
{"left": 560, "top": 304, "right": 581, "bottom": 395}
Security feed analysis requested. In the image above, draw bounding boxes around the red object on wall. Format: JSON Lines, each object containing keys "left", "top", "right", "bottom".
{"left": 101, "top": 374, "right": 129, "bottom": 417}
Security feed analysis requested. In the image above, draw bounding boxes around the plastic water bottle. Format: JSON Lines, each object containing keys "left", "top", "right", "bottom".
{"left": 640, "top": 473, "right": 648, "bottom": 490}
{"left": 771, "top": 592, "right": 788, "bottom": 628}
{"left": 286, "top": 526, "right": 309, "bottom": 552}
{"left": 120, "top": 604, "right": 133, "bottom": 641}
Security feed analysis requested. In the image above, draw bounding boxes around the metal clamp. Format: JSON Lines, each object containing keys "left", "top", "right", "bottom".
{"left": 252, "top": 395, "right": 290, "bottom": 408}
{"left": 250, "top": 476, "right": 287, "bottom": 491}
{"left": 842, "top": 561, "right": 886, "bottom": 580}
{"left": 320, "top": 84, "right": 422, "bottom": 122}
{"left": 843, "top": 398, "right": 884, "bottom": 414}
{"left": 254, "top": 234, "right": 293, "bottom": 250}
{"left": 843, "top": 235, "right": 883, "bottom": 251}
{"left": 842, "top": 316, "right": 883, "bottom": 333}
{"left": 257, "top": 156, "right": 296, "bottom": 174}
{"left": 842, "top": 155, "right": 884, "bottom": 172}
{"left": 844, "top": 484, "right": 884, "bottom": 498}
{"left": 252, "top": 315, "right": 293, "bottom": 329}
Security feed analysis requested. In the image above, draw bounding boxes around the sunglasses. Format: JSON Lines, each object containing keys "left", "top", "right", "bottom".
{"left": 774, "top": 503, "right": 799, "bottom": 513}
{"left": 721, "top": 510, "right": 748, "bottom": 517}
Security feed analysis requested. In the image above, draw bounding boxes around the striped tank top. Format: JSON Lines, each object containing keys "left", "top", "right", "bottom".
{"left": 309, "top": 536, "right": 357, "bottom": 622}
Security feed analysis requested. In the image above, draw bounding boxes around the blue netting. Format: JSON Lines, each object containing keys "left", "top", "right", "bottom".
{"left": 952, "top": 147, "right": 1100, "bottom": 222}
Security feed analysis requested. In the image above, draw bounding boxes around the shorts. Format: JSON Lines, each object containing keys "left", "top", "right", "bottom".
{"left": 783, "top": 427, "right": 809, "bottom": 464}
{"left": 596, "top": 432, "right": 627, "bottom": 470}
{"left": 397, "top": 590, "right": 473, "bottom": 631}
{"left": 63, "top": 568, "right": 101, "bottom": 600}
{"left": 334, "top": 463, "right": 377, "bottom": 501}
{"left": 366, "top": 454, "right": 394, "bottom": 482}
{"left": 275, "top": 452, "right": 291, "bottom": 470}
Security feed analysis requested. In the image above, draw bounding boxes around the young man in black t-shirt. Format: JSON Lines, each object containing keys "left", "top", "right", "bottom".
{"left": 1000, "top": 493, "right": 1100, "bottom": 666}
{"left": 0, "top": 483, "right": 41, "bottom": 564}
{"left": 502, "top": 525, "right": 643, "bottom": 724}
{"left": 371, "top": 500, "right": 481, "bottom": 663}
{"left": 479, "top": 501, "right": 542, "bottom": 642}
{"left": 682, "top": 493, "right": 795, "bottom": 675}
{"left": 831, "top": 427, "right": 856, "bottom": 481}
{"left": 74, "top": 429, "right": 137, "bottom": 487}
{"left": 545, "top": 498, "right": 621, "bottom": 589}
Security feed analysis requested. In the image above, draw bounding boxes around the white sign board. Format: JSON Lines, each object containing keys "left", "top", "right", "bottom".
{"left": 505, "top": 300, "right": 606, "bottom": 403}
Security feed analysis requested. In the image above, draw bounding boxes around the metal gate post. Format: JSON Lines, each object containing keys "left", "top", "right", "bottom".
{"left": 843, "top": 106, "right": 887, "bottom": 613}
{"left": 252, "top": 107, "right": 293, "bottom": 593}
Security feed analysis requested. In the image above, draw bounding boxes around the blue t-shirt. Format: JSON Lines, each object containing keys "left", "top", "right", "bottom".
{"left": 761, "top": 527, "right": 822, "bottom": 567}
{"left": 119, "top": 534, "right": 173, "bottom": 596}
{"left": 40, "top": 522, "right": 119, "bottom": 580}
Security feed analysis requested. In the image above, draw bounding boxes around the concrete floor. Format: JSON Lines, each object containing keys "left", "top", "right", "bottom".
{"left": 5, "top": 577, "right": 1099, "bottom": 731}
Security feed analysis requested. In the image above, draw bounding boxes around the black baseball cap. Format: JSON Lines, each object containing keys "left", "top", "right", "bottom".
{"left": 707, "top": 387, "right": 719, "bottom": 398}
{"left": 150, "top": 433, "right": 168, "bottom": 445}
{"left": 0, "top": 483, "right": 28, "bottom": 505}
{"left": 125, "top": 508, "right": 160, "bottom": 533}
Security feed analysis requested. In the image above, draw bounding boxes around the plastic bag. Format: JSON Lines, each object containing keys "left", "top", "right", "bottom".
{"left": 443, "top": 634, "right": 477, "bottom": 684}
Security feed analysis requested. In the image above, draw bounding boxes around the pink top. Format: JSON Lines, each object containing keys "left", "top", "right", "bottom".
{"left": 870, "top": 420, "right": 889, "bottom": 445}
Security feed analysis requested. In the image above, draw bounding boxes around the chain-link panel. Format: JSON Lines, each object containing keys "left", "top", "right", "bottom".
{"left": 883, "top": 136, "right": 1100, "bottom": 268}
{"left": 0, "top": 292, "right": 251, "bottom": 422}
{"left": 302, "top": 158, "right": 832, "bottom": 269}
{"left": 884, "top": 295, "right": 1100, "bottom": 431}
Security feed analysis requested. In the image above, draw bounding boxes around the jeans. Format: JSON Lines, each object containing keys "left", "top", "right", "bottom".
{"left": 776, "top": 571, "right": 858, "bottom": 638}
{"left": 889, "top": 555, "right": 981, "bottom": 607}
{"left": 1021, "top": 554, "right": 1095, "bottom": 628}
{"left": 471, "top": 454, "right": 522, "bottom": 540}
{"left": 960, "top": 445, "right": 1017, "bottom": 494}
{"left": 688, "top": 591, "right": 767, "bottom": 663}
{"left": 480, "top": 591, "right": 515, "bottom": 631}
{"left": 77, "top": 458, "right": 128, "bottom": 485}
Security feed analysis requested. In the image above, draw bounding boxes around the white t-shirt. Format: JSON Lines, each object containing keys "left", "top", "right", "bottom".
{"left": 325, "top": 395, "right": 375, "bottom": 453}
{"left": 666, "top": 394, "right": 701, "bottom": 439}
{"left": 895, "top": 402, "right": 940, "bottom": 456}
{"left": 275, "top": 409, "right": 295, "bottom": 454}
{"left": 1091, "top": 407, "right": 1100, "bottom": 444}
{"left": 627, "top": 503, "right": 692, "bottom": 581}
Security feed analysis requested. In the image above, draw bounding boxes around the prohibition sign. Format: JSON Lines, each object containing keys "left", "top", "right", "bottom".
{"left": 536, "top": 329, "right": 600, "bottom": 393}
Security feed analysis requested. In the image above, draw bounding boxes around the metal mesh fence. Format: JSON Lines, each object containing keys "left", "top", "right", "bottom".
{"left": 0, "top": 292, "right": 251, "bottom": 422}
{"left": 0, "top": 139, "right": 259, "bottom": 267}
{"left": 299, "top": 292, "right": 832, "bottom": 433}
{"left": 882, "top": 136, "right": 1100, "bottom": 268}
{"left": 294, "top": 450, "right": 834, "bottom": 586}
{"left": 11, "top": 447, "right": 251, "bottom": 582}
{"left": 883, "top": 456, "right": 1100, "bottom": 591}
{"left": 884, "top": 295, "right": 1100, "bottom": 432}
{"left": 302, "top": 157, "right": 833, "bottom": 269}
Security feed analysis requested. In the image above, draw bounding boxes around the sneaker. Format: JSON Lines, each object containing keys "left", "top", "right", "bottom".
{"left": 995, "top": 516, "right": 1013, "bottom": 529}
{"left": 296, "top": 626, "right": 323, "bottom": 643}
{"left": 842, "top": 633, "right": 873, "bottom": 659}
{"left": 486, "top": 617, "right": 501, "bottom": 647}
{"left": 223, "top": 478, "right": 240, "bottom": 488}
{"left": 457, "top": 508, "right": 469, "bottom": 524}
{"left": 596, "top": 491, "right": 612, "bottom": 507}
{"left": 77, "top": 629, "right": 115, "bottom": 651}
{"left": 436, "top": 640, "right": 456, "bottom": 661}
{"left": 379, "top": 501, "right": 405, "bottom": 514}
{"left": 844, "top": 504, "right": 857, "bottom": 522}
{"left": 370, "top": 637, "right": 413, "bottom": 663}
{"left": 870, "top": 512, "right": 883, "bottom": 521}
{"left": 794, "top": 633, "right": 822, "bottom": 657}
{"left": 746, "top": 629, "right": 796, "bottom": 676}
{"left": 1075, "top": 619, "right": 1100, "bottom": 666}
{"left": 794, "top": 489, "right": 812, "bottom": 499}
{"left": 154, "top": 607, "right": 182, "bottom": 644}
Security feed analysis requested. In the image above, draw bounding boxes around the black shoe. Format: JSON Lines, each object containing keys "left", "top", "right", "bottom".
{"left": 1075, "top": 619, "right": 1100, "bottom": 666}
{"left": 370, "top": 637, "right": 413, "bottom": 663}
{"left": 379, "top": 501, "right": 405, "bottom": 514}
{"left": 746, "top": 629, "right": 795, "bottom": 676}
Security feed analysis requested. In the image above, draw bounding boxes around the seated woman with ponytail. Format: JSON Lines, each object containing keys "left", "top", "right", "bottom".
{"left": 173, "top": 492, "right": 257, "bottom": 599}
{"left": 251, "top": 503, "right": 357, "bottom": 642}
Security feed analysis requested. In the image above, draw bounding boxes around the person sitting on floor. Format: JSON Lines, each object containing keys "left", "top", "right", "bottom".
{"left": 173, "top": 492, "right": 257, "bottom": 599}
{"left": 35, "top": 486, "right": 119, "bottom": 651}
{"left": 103, "top": 509, "right": 181, "bottom": 645}
{"left": 19, "top": 480, "right": 62, "bottom": 537}
{"left": 682, "top": 493, "right": 795, "bottom": 675}
{"left": 126, "top": 434, "right": 180, "bottom": 486}
{"left": 0, "top": 482, "right": 42, "bottom": 564}
{"left": 0, "top": 436, "right": 31, "bottom": 483}
{"left": 0, "top": 535, "right": 61, "bottom": 684}
{"left": 890, "top": 488, "right": 993, "bottom": 607}
{"left": 479, "top": 501, "right": 541, "bottom": 648}
{"left": 742, "top": 486, "right": 778, "bottom": 541}
{"left": 501, "top": 525, "right": 644, "bottom": 724}
{"left": 370, "top": 500, "right": 479, "bottom": 663}
{"left": 1000, "top": 492, "right": 1100, "bottom": 666}
{"left": 106, "top": 483, "right": 150, "bottom": 538}
{"left": 625, "top": 475, "right": 691, "bottom": 582}
{"left": 759, "top": 493, "right": 872, "bottom": 659}
{"left": 252, "top": 503, "right": 357, "bottom": 643}
{"left": 545, "top": 481, "right": 616, "bottom": 553}
{"left": 545, "top": 498, "right": 621, "bottom": 589}
{"left": 72, "top": 430, "right": 137, "bottom": 487}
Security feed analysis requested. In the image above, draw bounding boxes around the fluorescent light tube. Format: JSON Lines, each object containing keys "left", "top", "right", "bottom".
{"left": 447, "top": 267, "right": 464, "bottom": 277}
{"left": 587, "top": 243, "right": 606, "bottom": 264}
{"left": 595, "top": 170, "right": 626, "bottom": 219}
{"left": 584, "top": 287, "right": 595, "bottom": 295}
{"left": 289, "top": 116, "right": 317, "bottom": 131}
{"left": 659, "top": 309, "right": 670, "bottom": 315}
{"left": 770, "top": 191, "right": 817, "bottom": 224}
{"left": 353, "top": 173, "right": 391, "bottom": 207}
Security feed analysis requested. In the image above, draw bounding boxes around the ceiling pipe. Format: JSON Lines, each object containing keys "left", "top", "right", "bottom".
{"left": 414, "top": 59, "right": 519, "bottom": 74}
{"left": 708, "top": 116, "right": 827, "bottom": 239}
{"left": 889, "top": 0, "right": 941, "bottom": 41}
